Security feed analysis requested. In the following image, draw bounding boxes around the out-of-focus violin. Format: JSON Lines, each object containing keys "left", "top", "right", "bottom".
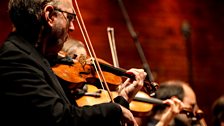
{"left": 134, "top": 96, "right": 207, "bottom": 126}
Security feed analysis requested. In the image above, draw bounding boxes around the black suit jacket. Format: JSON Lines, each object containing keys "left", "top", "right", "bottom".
{"left": 0, "top": 32, "right": 128, "bottom": 126}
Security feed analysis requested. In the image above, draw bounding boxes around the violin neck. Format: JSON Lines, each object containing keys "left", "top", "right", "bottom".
{"left": 97, "top": 61, "right": 159, "bottom": 95}
{"left": 97, "top": 61, "right": 135, "bottom": 79}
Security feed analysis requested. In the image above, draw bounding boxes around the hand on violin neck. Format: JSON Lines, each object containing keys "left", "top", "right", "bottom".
{"left": 156, "top": 97, "right": 185, "bottom": 126}
{"left": 117, "top": 68, "right": 146, "bottom": 103}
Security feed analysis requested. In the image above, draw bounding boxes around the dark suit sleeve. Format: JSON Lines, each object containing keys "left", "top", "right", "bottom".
{"left": 71, "top": 96, "right": 130, "bottom": 126}
{"left": 0, "top": 39, "right": 124, "bottom": 126}
{"left": 72, "top": 103, "right": 122, "bottom": 126}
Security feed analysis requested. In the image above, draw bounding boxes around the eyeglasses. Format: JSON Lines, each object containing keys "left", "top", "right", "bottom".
{"left": 54, "top": 8, "right": 76, "bottom": 22}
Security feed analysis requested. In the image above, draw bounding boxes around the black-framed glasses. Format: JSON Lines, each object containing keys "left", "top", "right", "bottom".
{"left": 54, "top": 8, "right": 76, "bottom": 22}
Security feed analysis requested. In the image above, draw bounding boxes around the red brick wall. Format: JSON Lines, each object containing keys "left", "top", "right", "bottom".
{"left": 1, "top": 0, "right": 224, "bottom": 125}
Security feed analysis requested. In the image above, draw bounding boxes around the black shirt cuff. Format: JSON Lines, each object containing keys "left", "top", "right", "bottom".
{"left": 114, "top": 96, "right": 129, "bottom": 109}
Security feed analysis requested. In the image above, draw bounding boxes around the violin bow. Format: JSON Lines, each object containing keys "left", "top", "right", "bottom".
{"left": 73, "top": 0, "right": 114, "bottom": 102}
{"left": 116, "top": 0, "right": 154, "bottom": 82}
{"left": 107, "top": 27, "right": 119, "bottom": 68}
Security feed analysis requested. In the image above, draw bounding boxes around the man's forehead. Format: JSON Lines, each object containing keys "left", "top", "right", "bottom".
{"left": 183, "top": 91, "right": 196, "bottom": 106}
{"left": 55, "top": 0, "right": 74, "bottom": 9}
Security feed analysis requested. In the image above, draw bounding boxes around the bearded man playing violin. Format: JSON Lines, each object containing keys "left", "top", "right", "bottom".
{"left": 0, "top": 0, "right": 148, "bottom": 126}
{"left": 0, "top": 0, "right": 190, "bottom": 126}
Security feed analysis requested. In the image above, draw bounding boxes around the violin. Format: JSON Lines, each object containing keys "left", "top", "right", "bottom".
{"left": 135, "top": 96, "right": 207, "bottom": 125}
{"left": 52, "top": 51, "right": 158, "bottom": 94}
{"left": 74, "top": 84, "right": 154, "bottom": 116}
{"left": 73, "top": 81, "right": 206, "bottom": 121}
{"left": 52, "top": 52, "right": 122, "bottom": 91}
{"left": 52, "top": 51, "right": 156, "bottom": 116}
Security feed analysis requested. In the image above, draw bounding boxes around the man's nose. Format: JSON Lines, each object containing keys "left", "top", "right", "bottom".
{"left": 69, "top": 22, "right": 75, "bottom": 32}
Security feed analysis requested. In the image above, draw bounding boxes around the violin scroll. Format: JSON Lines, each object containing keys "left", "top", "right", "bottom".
{"left": 143, "top": 81, "right": 159, "bottom": 96}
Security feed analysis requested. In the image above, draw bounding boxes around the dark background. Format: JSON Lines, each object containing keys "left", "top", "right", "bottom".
{"left": 1, "top": 0, "right": 224, "bottom": 125}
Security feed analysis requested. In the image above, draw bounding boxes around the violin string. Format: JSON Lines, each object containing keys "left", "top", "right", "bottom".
{"left": 73, "top": 0, "right": 114, "bottom": 102}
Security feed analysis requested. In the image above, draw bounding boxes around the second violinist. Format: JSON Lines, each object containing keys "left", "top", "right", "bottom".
{"left": 140, "top": 80, "right": 207, "bottom": 126}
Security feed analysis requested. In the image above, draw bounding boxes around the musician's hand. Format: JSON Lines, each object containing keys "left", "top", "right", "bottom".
{"left": 119, "top": 104, "right": 138, "bottom": 126}
{"left": 117, "top": 68, "right": 146, "bottom": 102}
{"left": 156, "top": 97, "right": 184, "bottom": 126}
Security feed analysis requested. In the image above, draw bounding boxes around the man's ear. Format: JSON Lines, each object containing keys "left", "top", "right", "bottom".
{"left": 43, "top": 5, "right": 55, "bottom": 27}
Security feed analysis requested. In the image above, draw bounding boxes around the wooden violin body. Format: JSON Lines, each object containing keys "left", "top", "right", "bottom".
{"left": 52, "top": 51, "right": 154, "bottom": 116}
{"left": 75, "top": 84, "right": 153, "bottom": 116}
{"left": 52, "top": 52, "right": 122, "bottom": 90}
